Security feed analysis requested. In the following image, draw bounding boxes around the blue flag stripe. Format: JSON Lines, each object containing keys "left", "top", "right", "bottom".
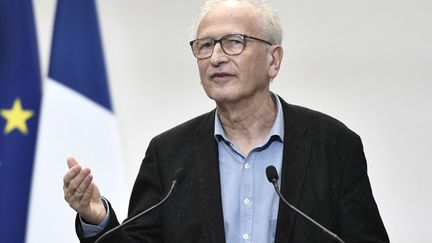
{"left": 0, "top": 0, "right": 41, "bottom": 242}
{"left": 49, "top": 0, "right": 112, "bottom": 111}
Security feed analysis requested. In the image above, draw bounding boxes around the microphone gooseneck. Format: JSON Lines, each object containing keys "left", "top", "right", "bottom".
{"left": 265, "top": 166, "right": 345, "bottom": 243}
{"left": 172, "top": 167, "right": 185, "bottom": 183}
{"left": 94, "top": 167, "right": 185, "bottom": 243}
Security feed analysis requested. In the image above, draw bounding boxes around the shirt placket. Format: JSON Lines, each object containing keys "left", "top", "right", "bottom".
{"left": 239, "top": 153, "right": 254, "bottom": 242}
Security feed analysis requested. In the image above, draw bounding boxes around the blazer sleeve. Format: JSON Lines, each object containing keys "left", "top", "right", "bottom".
{"left": 74, "top": 138, "right": 165, "bottom": 243}
{"left": 337, "top": 135, "right": 389, "bottom": 242}
{"left": 75, "top": 200, "right": 120, "bottom": 243}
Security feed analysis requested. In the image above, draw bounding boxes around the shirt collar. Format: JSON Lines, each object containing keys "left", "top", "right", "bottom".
{"left": 214, "top": 93, "right": 284, "bottom": 143}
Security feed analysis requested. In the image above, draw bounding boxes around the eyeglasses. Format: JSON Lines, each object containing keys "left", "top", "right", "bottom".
{"left": 189, "top": 34, "right": 273, "bottom": 59}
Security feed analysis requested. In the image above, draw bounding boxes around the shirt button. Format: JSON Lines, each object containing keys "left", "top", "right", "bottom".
{"left": 242, "top": 233, "right": 249, "bottom": 240}
{"left": 244, "top": 163, "right": 250, "bottom": 169}
{"left": 243, "top": 198, "right": 251, "bottom": 205}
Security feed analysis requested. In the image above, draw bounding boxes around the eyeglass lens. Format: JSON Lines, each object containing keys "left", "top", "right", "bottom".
{"left": 192, "top": 35, "right": 245, "bottom": 58}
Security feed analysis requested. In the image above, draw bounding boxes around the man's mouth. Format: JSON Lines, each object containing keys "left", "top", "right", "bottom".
{"left": 210, "top": 72, "right": 234, "bottom": 79}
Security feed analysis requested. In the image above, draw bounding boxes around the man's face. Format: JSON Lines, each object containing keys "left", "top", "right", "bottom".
{"left": 196, "top": 2, "right": 274, "bottom": 105}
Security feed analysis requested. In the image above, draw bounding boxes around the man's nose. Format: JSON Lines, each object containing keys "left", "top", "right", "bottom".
{"left": 210, "top": 42, "right": 229, "bottom": 66}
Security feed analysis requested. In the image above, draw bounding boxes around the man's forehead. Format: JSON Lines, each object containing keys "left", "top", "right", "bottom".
{"left": 197, "top": 2, "right": 261, "bottom": 38}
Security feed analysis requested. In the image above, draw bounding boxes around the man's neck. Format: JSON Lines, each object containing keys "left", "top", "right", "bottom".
{"left": 217, "top": 92, "right": 277, "bottom": 156}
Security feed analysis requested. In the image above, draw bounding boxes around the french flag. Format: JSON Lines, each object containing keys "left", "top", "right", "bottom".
{"left": 27, "top": 0, "right": 128, "bottom": 242}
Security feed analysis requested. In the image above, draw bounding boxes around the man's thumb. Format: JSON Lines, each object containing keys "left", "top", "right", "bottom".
{"left": 67, "top": 157, "right": 78, "bottom": 169}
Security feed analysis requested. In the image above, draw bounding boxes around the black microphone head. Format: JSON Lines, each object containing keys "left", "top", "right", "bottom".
{"left": 266, "top": 166, "right": 279, "bottom": 183}
{"left": 172, "top": 167, "right": 185, "bottom": 183}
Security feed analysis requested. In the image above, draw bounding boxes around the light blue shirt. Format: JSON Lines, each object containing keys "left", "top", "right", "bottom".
{"left": 83, "top": 94, "right": 285, "bottom": 242}
{"left": 215, "top": 94, "right": 284, "bottom": 243}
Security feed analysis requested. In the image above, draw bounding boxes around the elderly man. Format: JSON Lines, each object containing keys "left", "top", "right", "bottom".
{"left": 63, "top": 0, "right": 389, "bottom": 242}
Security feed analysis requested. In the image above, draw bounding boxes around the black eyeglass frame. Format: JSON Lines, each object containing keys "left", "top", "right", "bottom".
{"left": 189, "top": 34, "right": 273, "bottom": 59}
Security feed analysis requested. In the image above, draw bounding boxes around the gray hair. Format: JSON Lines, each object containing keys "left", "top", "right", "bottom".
{"left": 193, "top": 0, "right": 283, "bottom": 45}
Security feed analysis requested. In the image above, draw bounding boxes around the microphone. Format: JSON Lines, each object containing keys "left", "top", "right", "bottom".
{"left": 94, "top": 167, "right": 185, "bottom": 243}
{"left": 265, "top": 166, "right": 345, "bottom": 243}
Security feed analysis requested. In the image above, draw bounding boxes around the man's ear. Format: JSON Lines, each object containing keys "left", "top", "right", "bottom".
{"left": 267, "top": 45, "right": 283, "bottom": 79}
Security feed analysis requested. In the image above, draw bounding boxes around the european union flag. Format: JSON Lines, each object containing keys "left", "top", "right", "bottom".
{"left": 0, "top": 0, "right": 41, "bottom": 242}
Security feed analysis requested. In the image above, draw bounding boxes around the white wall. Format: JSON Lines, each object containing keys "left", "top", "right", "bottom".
{"left": 34, "top": 0, "right": 432, "bottom": 242}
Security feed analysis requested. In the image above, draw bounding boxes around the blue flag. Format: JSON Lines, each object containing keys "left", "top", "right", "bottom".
{"left": 48, "top": 0, "right": 112, "bottom": 110}
{"left": 0, "top": 0, "right": 41, "bottom": 242}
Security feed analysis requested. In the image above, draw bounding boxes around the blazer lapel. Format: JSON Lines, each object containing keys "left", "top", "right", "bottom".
{"left": 193, "top": 110, "right": 226, "bottom": 243}
{"left": 275, "top": 100, "right": 312, "bottom": 243}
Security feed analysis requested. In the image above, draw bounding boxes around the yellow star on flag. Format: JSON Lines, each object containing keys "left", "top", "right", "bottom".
{"left": 1, "top": 98, "right": 34, "bottom": 135}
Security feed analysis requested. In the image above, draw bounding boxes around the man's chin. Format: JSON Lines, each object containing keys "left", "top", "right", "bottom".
{"left": 203, "top": 87, "right": 246, "bottom": 105}
{"left": 210, "top": 95, "right": 243, "bottom": 107}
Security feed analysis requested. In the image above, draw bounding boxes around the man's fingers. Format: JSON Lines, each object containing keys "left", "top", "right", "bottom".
{"left": 63, "top": 164, "right": 81, "bottom": 187}
{"left": 65, "top": 167, "right": 91, "bottom": 199}
{"left": 64, "top": 170, "right": 94, "bottom": 212}
{"left": 77, "top": 173, "right": 93, "bottom": 199}
{"left": 81, "top": 180, "right": 94, "bottom": 205}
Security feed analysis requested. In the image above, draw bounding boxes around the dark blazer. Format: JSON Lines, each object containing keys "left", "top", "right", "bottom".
{"left": 76, "top": 98, "right": 389, "bottom": 243}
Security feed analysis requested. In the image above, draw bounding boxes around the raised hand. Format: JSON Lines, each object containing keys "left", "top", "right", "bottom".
{"left": 63, "top": 157, "right": 107, "bottom": 225}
